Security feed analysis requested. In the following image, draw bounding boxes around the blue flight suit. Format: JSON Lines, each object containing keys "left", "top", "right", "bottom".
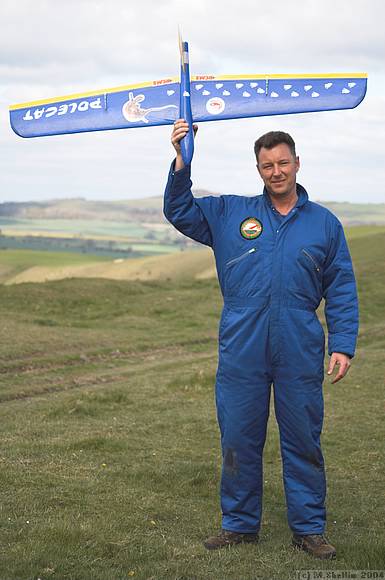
{"left": 163, "top": 163, "right": 358, "bottom": 535}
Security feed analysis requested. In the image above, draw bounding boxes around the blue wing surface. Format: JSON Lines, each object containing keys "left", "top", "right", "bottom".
{"left": 10, "top": 75, "right": 367, "bottom": 138}
{"left": 9, "top": 81, "right": 180, "bottom": 138}
{"left": 190, "top": 75, "right": 367, "bottom": 121}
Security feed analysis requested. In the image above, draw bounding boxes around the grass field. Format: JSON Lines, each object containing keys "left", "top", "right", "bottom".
{"left": 0, "top": 218, "right": 153, "bottom": 239}
{"left": 0, "top": 230, "right": 384, "bottom": 580}
{"left": 0, "top": 249, "right": 107, "bottom": 284}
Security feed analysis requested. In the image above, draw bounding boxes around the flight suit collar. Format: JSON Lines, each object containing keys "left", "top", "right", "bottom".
{"left": 263, "top": 182, "right": 309, "bottom": 212}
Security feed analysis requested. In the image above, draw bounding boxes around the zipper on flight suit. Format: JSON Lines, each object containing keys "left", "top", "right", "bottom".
{"left": 302, "top": 249, "right": 321, "bottom": 272}
{"left": 226, "top": 247, "right": 257, "bottom": 267}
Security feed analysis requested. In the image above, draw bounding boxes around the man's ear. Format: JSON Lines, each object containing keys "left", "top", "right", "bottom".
{"left": 295, "top": 156, "right": 300, "bottom": 173}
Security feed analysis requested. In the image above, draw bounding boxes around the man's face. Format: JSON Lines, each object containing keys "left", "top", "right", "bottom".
{"left": 257, "top": 143, "right": 300, "bottom": 199}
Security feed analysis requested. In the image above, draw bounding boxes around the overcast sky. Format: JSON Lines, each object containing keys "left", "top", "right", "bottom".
{"left": 1, "top": 0, "right": 384, "bottom": 203}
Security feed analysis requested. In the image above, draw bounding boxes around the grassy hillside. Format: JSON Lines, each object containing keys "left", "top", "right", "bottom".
{"left": 3, "top": 246, "right": 214, "bottom": 285}
{"left": 0, "top": 230, "right": 383, "bottom": 579}
{"left": 0, "top": 249, "right": 107, "bottom": 284}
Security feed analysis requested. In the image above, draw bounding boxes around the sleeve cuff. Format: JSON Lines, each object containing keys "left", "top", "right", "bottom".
{"left": 170, "top": 160, "right": 191, "bottom": 179}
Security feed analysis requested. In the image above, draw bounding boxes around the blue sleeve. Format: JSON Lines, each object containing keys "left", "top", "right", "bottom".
{"left": 323, "top": 217, "right": 359, "bottom": 358}
{"left": 163, "top": 161, "right": 225, "bottom": 247}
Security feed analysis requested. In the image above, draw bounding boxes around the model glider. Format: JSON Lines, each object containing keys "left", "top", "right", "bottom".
{"left": 9, "top": 37, "right": 367, "bottom": 166}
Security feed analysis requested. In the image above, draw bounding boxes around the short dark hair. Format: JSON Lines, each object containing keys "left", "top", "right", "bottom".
{"left": 254, "top": 131, "right": 296, "bottom": 163}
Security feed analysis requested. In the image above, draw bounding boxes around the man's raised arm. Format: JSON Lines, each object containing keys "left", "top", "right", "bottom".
{"left": 163, "top": 120, "right": 225, "bottom": 248}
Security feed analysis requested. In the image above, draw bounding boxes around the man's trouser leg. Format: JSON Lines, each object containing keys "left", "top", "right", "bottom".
{"left": 272, "top": 309, "right": 327, "bottom": 535}
{"left": 216, "top": 307, "right": 271, "bottom": 533}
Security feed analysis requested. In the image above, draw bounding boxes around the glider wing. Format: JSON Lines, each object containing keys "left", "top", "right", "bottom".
{"left": 9, "top": 33, "right": 367, "bottom": 145}
{"left": 9, "top": 80, "right": 180, "bottom": 138}
{"left": 9, "top": 73, "right": 367, "bottom": 139}
{"left": 190, "top": 74, "right": 367, "bottom": 121}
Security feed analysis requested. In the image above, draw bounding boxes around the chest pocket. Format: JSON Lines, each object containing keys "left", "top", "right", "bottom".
{"left": 223, "top": 246, "right": 265, "bottom": 297}
{"left": 290, "top": 247, "right": 324, "bottom": 303}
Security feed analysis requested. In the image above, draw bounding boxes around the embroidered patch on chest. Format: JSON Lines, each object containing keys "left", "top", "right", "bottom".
{"left": 240, "top": 217, "right": 263, "bottom": 239}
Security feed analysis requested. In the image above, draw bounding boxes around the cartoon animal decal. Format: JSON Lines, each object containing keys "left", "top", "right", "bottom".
{"left": 122, "top": 92, "right": 177, "bottom": 123}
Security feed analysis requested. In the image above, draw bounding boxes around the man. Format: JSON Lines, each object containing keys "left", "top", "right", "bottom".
{"left": 163, "top": 121, "right": 358, "bottom": 560}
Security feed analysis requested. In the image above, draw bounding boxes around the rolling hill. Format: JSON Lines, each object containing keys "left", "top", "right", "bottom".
{"left": 4, "top": 247, "right": 215, "bottom": 285}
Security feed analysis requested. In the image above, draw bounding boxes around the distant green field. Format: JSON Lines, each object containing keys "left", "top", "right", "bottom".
{"left": 345, "top": 224, "right": 385, "bottom": 239}
{"left": 0, "top": 228, "right": 383, "bottom": 579}
{"left": 0, "top": 249, "right": 107, "bottom": 268}
{"left": 0, "top": 217, "right": 169, "bottom": 240}
{"left": 320, "top": 201, "right": 385, "bottom": 225}
{"left": 131, "top": 243, "right": 180, "bottom": 253}
{"left": 0, "top": 216, "right": 183, "bottom": 264}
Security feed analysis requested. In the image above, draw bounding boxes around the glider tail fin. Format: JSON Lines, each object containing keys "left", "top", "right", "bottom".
{"left": 178, "top": 27, "right": 184, "bottom": 70}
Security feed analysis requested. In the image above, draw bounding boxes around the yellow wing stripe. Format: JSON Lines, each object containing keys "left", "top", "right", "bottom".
{"left": 9, "top": 78, "right": 179, "bottom": 110}
{"left": 9, "top": 73, "right": 367, "bottom": 111}
{"left": 213, "top": 73, "right": 367, "bottom": 80}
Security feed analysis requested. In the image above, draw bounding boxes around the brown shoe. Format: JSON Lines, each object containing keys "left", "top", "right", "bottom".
{"left": 203, "top": 529, "right": 259, "bottom": 550}
{"left": 292, "top": 534, "right": 336, "bottom": 560}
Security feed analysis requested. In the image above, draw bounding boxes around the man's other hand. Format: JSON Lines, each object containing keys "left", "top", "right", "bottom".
{"left": 327, "top": 352, "right": 351, "bottom": 384}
